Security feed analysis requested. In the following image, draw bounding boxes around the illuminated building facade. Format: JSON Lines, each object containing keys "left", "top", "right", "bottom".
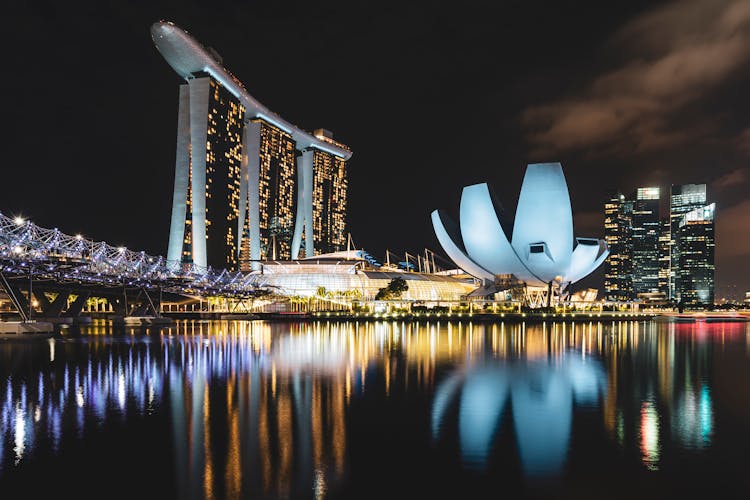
{"left": 260, "top": 250, "right": 476, "bottom": 301}
{"left": 670, "top": 184, "right": 708, "bottom": 300}
{"left": 604, "top": 192, "right": 633, "bottom": 301}
{"left": 169, "top": 76, "right": 245, "bottom": 270}
{"left": 250, "top": 119, "right": 297, "bottom": 261}
{"left": 153, "top": 21, "right": 352, "bottom": 271}
{"left": 631, "top": 187, "right": 661, "bottom": 297}
{"left": 311, "top": 130, "right": 349, "bottom": 255}
{"left": 603, "top": 183, "right": 715, "bottom": 304}
{"left": 675, "top": 203, "right": 715, "bottom": 305}
{"left": 431, "top": 163, "right": 609, "bottom": 307}
{"left": 658, "top": 217, "right": 671, "bottom": 297}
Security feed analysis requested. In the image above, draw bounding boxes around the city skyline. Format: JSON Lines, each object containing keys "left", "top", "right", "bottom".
{"left": 605, "top": 184, "right": 715, "bottom": 305}
{"left": 3, "top": 1, "right": 750, "bottom": 298}
{"left": 4, "top": 3, "right": 750, "bottom": 498}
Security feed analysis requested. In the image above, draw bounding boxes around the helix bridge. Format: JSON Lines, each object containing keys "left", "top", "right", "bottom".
{"left": 0, "top": 211, "right": 269, "bottom": 320}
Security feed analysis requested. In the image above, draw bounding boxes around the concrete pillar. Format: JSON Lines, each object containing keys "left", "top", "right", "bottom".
{"left": 245, "top": 121, "right": 262, "bottom": 270}
{"left": 292, "top": 149, "right": 315, "bottom": 259}
{"left": 167, "top": 83, "right": 191, "bottom": 269}
{"left": 37, "top": 290, "right": 69, "bottom": 317}
{"left": 188, "top": 77, "right": 211, "bottom": 269}
{"left": 34, "top": 291, "right": 53, "bottom": 313}
{"left": 66, "top": 292, "right": 91, "bottom": 318}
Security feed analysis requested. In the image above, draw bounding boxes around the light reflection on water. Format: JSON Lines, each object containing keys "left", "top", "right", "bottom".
{"left": 432, "top": 355, "right": 607, "bottom": 474}
{"left": 0, "top": 319, "right": 747, "bottom": 498}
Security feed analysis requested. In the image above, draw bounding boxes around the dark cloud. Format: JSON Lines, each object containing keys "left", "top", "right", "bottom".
{"left": 736, "top": 128, "right": 750, "bottom": 156}
{"left": 522, "top": 0, "right": 750, "bottom": 157}
{"left": 716, "top": 199, "right": 750, "bottom": 259}
{"left": 712, "top": 168, "right": 748, "bottom": 191}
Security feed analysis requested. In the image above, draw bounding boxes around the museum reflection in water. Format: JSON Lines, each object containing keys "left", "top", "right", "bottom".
{"left": 0, "top": 319, "right": 747, "bottom": 496}
{"left": 431, "top": 320, "right": 726, "bottom": 475}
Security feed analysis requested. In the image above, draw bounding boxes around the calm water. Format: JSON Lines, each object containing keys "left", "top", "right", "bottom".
{"left": 0, "top": 319, "right": 749, "bottom": 499}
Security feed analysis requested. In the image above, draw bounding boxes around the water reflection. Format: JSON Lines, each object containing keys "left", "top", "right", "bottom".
{"left": 161, "top": 322, "right": 350, "bottom": 499}
{"left": 431, "top": 321, "right": 734, "bottom": 476}
{"left": 432, "top": 336, "right": 608, "bottom": 475}
{"left": 0, "top": 319, "right": 747, "bottom": 497}
{"left": 1, "top": 335, "right": 163, "bottom": 467}
{"left": 672, "top": 383, "right": 713, "bottom": 449}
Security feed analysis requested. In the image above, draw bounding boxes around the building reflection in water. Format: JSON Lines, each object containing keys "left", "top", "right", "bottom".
{"left": 166, "top": 321, "right": 349, "bottom": 499}
{"left": 431, "top": 323, "right": 608, "bottom": 475}
{"left": 0, "top": 335, "right": 164, "bottom": 471}
{"left": 431, "top": 320, "right": 734, "bottom": 476}
{"left": 0, "top": 318, "right": 745, "bottom": 493}
{"left": 639, "top": 398, "right": 660, "bottom": 470}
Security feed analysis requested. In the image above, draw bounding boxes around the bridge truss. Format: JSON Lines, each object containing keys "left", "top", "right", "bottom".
{"left": 0, "top": 212, "right": 269, "bottom": 318}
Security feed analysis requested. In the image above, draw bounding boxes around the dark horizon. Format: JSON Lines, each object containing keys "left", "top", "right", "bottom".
{"left": 3, "top": 0, "right": 749, "bottom": 299}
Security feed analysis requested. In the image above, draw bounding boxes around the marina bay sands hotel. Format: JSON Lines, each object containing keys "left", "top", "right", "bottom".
{"left": 151, "top": 21, "right": 352, "bottom": 271}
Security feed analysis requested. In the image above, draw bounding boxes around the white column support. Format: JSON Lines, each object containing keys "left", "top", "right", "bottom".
{"left": 291, "top": 152, "right": 305, "bottom": 260}
{"left": 167, "top": 84, "right": 191, "bottom": 269}
{"left": 245, "top": 121, "right": 262, "bottom": 270}
{"left": 237, "top": 120, "right": 249, "bottom": 262}
{"left": 292, "top": 149, "right": 315, "bottom": 259}
{"left": 188, "top": 77, "right": 211, "bottom": 269}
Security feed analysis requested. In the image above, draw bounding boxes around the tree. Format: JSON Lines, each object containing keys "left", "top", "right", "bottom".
{"left": 388, "top": 277, "right": 408, "bottom": 296}
{"left": 375, "top": 277, "right": 409, "bottom": 300}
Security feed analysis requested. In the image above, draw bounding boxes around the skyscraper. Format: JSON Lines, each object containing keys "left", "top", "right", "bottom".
{"left": 658, "top": 217, "right": 671, "bottom": 297}
{"left": 675, "top": 203, "right": 715, "bottom": 305}
{"left": 604, "top": 191, "right": 633, "bottom": 301}
{"left": 311, "top": 130, "right": 349, "bottom": 255}
{"left": 169, "top": 76, "right": 245, "bottom": 270}
{"left": 631, "top": 187, "right": 661, "bottom": 297}
{"left": 669, "top": 184, "right": 707, "bottom": 299}
{"left": 152, "top": 21, "right": 352, "bottom": 271}
{"left": 246, "top": 118, "right": 297, "bottom": 261}
{"left": 604, "top": 183, "right": 715, "bottom": 305}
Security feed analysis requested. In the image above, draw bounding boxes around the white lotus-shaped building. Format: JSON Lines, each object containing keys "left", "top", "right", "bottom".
{"left": 431, "top": 163, "right": 608, "bottom": 290}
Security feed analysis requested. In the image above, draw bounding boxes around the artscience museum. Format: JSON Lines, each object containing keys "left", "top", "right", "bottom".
{"left": 431, "top": 163, "right": 609, "bottom": 306}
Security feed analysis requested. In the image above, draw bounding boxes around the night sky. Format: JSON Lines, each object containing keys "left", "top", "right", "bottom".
{"left": 3, "top": 1, "right": 750, "bottom": 299}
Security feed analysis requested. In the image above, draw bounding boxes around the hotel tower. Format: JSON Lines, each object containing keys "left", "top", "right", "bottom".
{"left": 151, "top": 21, "right": 352, "bottom": 271}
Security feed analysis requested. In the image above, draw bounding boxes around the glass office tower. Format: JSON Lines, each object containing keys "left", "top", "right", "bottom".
{"left": 676, "top": 203, "right": 715, "bottom": 305}
{"left": 631, "top": 187, "right": 661, "bottom": 297}
{"left": 604, "top": 191, "right": 633, "bottom": 301}
{"left": 658, "top": 217, "right": 671, "bottom": 297}
{"left": 670, "top": 184, "right": 707, "bottom": 299}
{"left": 603, "top": 183, "right": 715, "bottom": 305}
